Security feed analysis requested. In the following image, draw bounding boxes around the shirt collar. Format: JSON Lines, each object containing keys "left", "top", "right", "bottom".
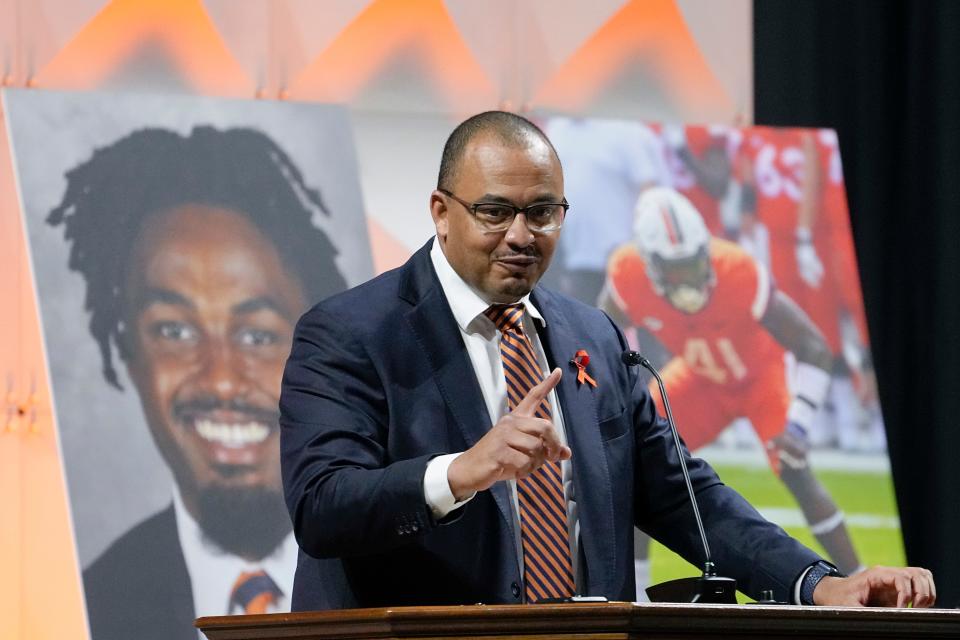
{"left": 171, "top": 485, "right": 297, "bottom": 615}
{"left": 429, "top": 237, "right": 546, "bottom": 332}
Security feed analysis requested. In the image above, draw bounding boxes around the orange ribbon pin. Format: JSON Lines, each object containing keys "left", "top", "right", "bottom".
{"left": 570, "top": 349, "right": 598, "bottom": 388}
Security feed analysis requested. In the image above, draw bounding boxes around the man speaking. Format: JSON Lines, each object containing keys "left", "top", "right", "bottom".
{"left": 280, "top": 111, "right": 934, "bottom": 608}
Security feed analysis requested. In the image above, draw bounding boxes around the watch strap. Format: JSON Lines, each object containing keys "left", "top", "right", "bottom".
{"left": 800, "top": 560, "right": 843, "bottom": 605}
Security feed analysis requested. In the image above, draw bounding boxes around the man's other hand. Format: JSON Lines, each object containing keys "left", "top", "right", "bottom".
{"left": 447, "top": 368, "right": 571, "bottom": 500}
{"left": 813, "top": 566, "right": 936, "bottom": 608}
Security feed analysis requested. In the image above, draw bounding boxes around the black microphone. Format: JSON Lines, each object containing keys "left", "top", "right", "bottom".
{"left": 622, "top": 350, "right": 737, "bottom": 604}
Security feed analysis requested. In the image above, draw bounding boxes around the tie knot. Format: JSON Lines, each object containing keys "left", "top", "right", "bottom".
{"left": 230, "top": 570, "right": 282, "bottom": 614}
{"left": 484, "top": 303, "right": 525, "bottom": 334}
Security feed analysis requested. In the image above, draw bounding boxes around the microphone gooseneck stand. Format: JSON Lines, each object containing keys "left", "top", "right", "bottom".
{"left": 621, "top": 350, "right": 738, "bottom": 604}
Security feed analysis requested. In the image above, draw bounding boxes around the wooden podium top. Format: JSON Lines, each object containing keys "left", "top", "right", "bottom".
{"left": 196, "top": 602, "right": 960, "bottom": 639}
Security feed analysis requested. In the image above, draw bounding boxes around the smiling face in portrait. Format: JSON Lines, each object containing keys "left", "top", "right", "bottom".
{"left": 122, "top": 204, "right": 306, "bottom": 524}
{"left": 431, "top": 134, "right": 564, "bottom": 304}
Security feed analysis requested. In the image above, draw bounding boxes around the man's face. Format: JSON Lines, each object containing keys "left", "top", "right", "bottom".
{"left": 122, "top": 205, "right": 306, "bottom": 514}
{"left": 430, "top": 134, "right": 563, "bottom": 304}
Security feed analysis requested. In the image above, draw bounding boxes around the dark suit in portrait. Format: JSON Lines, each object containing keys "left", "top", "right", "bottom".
{"left": 83, "top": 506, "right": 357, "bottom": 636}
{"left": 83, "top": 507, "right": 196, "bottom": 640}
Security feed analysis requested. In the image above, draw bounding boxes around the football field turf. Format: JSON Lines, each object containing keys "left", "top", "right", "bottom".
{"left": 648, "top": 454, "right": 903, "bottom": 601}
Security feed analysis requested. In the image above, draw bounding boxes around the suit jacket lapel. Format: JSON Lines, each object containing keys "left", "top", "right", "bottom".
{"left": 533, "top": 289, "right": 616, "bottom": 597}
{"left": 401, "top": 242, "right": 517, "bottom": 547}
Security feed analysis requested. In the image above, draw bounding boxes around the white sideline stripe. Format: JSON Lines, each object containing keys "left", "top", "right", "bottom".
{"left": 808, "top": 510, "right": 846, "bottom": 535}
{"left": 758, "top": 507, "right": 900, "bottom": 530}
{"left": 695, "top": 444, "right": 892, "bottom": 473}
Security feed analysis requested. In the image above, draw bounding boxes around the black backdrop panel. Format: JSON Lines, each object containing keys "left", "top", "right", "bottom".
{"left": 755, "top": 0, "right": 960, "bottom": 608}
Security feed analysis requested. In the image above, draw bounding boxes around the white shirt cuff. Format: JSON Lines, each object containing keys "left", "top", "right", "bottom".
{"left": 424, "top": 452, "right": 476, "bottom": 519}
{"left": 793, "top": 565, "right": 813, "bottom": 604}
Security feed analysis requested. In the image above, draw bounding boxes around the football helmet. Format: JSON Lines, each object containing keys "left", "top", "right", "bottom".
{"left": 633, "top": 187, "right": 715, "bottom": 313}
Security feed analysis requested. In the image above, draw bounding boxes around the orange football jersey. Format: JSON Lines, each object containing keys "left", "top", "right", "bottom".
{"left": 607, "top": 237, "right": 783, "bottom": 387}
{"left": 740, "top": 126, "right": 836, "bottom": 334}
{"left": 739, "top": 126, "right": 829, "bottom": 238}
{"left": 761, "top": 128, "right": 870, "bottom": 356}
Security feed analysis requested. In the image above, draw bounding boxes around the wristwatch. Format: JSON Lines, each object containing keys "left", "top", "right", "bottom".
{"left": 800, "top": 560, "right": 843, "bottom": 605}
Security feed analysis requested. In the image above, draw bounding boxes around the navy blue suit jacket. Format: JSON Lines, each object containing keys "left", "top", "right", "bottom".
{"left": 83, "top": 506, "right": 196, "bottom": 640}
{"left": 280, "top": 240, "right": 820, "bottom": 609}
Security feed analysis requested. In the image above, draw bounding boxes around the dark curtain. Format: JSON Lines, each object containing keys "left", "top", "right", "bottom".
{"left": 755, "top": 0, "right": 960, "bottom": 607}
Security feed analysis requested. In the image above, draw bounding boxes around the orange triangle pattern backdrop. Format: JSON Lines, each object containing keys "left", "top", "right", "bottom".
{"left": 11, "top": 0, "right": 745, "bottom": 119}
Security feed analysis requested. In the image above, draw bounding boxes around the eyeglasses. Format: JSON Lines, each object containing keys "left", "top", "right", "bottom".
{"left": 438, "top": 189, "right": 569, "bottom": 234}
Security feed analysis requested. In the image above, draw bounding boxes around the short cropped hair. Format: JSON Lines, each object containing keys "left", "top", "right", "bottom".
{"left": 47, "top": 126, "right": 347, "bottom": 389}
{"left": 436, "top": 111, "right": 559, "bottom": 190}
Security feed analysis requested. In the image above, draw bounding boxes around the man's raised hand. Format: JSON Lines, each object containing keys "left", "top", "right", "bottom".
{"left": 447, "top": 368, "right": 571, "bottom": 500}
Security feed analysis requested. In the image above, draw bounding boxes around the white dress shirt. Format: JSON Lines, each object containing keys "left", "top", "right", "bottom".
{"left": 423, "top": 238, "right": 581, "bottom": 588}
{"left": 172, "top": 487, "right": 298, "bottom": 638}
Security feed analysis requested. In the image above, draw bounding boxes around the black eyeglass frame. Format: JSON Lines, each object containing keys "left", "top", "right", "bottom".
{"left": 438, "top": 188, "right": 570, "bottom": 234}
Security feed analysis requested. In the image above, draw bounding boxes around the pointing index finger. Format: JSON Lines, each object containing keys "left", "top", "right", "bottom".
{"left": 513, "top": 368, "right": 562, "bottom": 417}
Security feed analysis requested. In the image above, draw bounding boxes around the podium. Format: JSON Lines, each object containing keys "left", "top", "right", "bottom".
{"left": 197, "top": 602, "right": 960, "bottom": 639}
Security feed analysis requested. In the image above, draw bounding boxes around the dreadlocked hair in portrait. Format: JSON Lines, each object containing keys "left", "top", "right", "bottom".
{"left": 47, "top": 126, "right": 348, "bottom": 389}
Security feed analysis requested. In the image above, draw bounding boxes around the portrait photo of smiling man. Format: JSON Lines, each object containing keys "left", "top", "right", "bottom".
{"left": 3, "top": 90, "right": 372, "bottom": 640}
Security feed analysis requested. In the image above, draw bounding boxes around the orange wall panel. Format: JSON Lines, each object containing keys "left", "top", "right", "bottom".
{"left": 0, "top": 106, "right": 88, "bottom": 640}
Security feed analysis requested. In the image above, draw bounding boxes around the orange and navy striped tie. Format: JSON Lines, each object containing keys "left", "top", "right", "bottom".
{"left": 485, "top": 303, "right": 575, "bottom": 602}
{"left": 230, "top": 570, "right": 282, "bottom": 615}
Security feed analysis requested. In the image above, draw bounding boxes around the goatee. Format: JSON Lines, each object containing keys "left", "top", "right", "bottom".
{"left": 196, "top": 485, "right": 292, "bottom": 561}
